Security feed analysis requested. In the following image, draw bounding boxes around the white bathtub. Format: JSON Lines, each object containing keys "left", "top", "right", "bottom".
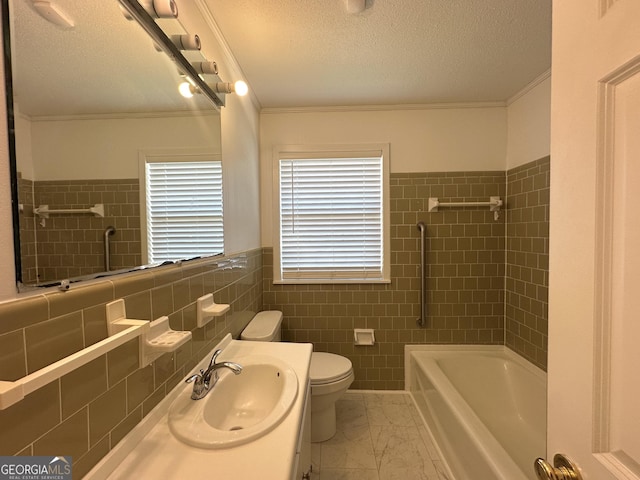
{"left": 405, "top": 345, "right": 546, "bottom": 480}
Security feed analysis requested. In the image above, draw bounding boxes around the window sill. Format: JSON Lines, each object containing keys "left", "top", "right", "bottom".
{"left": 273, "top": 278, "right": 391, "bottom": 285}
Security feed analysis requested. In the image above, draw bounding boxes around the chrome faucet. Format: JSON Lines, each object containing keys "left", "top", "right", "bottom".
{"left": 185, "top": 349, "right": 243, "bottom": 400}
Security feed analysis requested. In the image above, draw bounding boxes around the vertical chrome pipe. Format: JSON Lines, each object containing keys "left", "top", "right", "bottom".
{"left": 104, "top": 226, "right": 116, "bottom": 272}
{"left": 416, "top": 221, "right": 427, "bottom": 327}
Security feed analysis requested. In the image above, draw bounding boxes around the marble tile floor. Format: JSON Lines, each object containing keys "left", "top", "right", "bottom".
{"left": 310, "top": 391, "right": 452, "bottom": 480}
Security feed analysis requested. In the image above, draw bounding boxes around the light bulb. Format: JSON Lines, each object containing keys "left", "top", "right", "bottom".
{"left": 179, "top": 81, "right": 195, "bottom": 98}
{"left": 234, "top": 80, "right": 248, "bottom": 97}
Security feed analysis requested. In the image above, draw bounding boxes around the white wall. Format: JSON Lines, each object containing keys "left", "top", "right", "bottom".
{"left": 259, "top": 105, "right": 507, "bottom": 246}
{"left": 220, "top": 91, "right": 262, "bottom": 254}
{"left": 506, "top": 72, "right": 551, "bottom": 169}
{"left": 181, "top": 1, "right": 262, "bottom": 256}
{"left": 28, "top": 114, "right": 220, "bottom": 180}
{"left": 14, "top": 105, "right": 34, "bottom": 180}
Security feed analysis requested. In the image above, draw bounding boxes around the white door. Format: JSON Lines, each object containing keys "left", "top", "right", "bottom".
{"left": 547, "top": 0, "right": 640, "bottom": 479}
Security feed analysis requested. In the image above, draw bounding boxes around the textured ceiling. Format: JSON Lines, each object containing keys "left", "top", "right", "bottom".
{"left": 11, "top": 0, "right": 214, "bottom": 117}
{"left": 202, "top": 0, "right": 552, "bottom": 108}
{"left": 10, "top": 0, "right": 552, "bottom": 116}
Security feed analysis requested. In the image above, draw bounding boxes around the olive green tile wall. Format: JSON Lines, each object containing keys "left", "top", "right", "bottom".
{"left": 0, "top": 248, "right": 262, "bottom": 477}
{"left": 17, "top": 173, "right": 37, "bottom": 284}
{"left": 263, "top": 171, "right": 506, "bottom": 390}
{"left": 0, "top": 161, "right": 550, "bottom": 474}
{"left": 505, "top": 157, "right": 550, "bottom": 370}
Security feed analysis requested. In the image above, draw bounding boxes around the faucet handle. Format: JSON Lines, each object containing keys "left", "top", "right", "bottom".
{"left": 185, "top": 373, "right": 202, "bottom": 384}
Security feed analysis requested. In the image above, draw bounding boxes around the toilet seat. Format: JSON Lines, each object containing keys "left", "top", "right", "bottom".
{"left": 310, "top": 352, "right": 353, "bottom": 385}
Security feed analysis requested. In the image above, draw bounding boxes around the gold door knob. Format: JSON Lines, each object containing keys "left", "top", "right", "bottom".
{"left": 534, "top": 454, "right": 582, "bottom": 480}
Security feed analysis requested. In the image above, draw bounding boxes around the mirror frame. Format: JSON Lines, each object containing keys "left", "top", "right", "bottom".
{"left": 2, "top": 0, "right": 22, "bottom": 284}
{"left": 2, "top": 0, "right": 226, "bottom": 290}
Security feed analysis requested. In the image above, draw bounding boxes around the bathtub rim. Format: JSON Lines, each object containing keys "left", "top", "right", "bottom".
{"left": 404, "top": 344, "right": 547, "bottom": 480}
{"left": 404, "top": 344, "right": 546, "bottom": 391}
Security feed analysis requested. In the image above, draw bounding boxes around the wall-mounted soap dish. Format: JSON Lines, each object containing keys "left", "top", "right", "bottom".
{"left": 196, "top": 293, "right": 230, "bottom": 327}
{"left": 143, "top": 316, "right": 191, "bottom": 365}
{"left": 106, "top": 299, "right": 191, "bottom": 367}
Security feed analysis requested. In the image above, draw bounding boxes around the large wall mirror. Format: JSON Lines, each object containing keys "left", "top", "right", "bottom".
{"left": 4, "top": 0, "right": 223, "bottom": 290}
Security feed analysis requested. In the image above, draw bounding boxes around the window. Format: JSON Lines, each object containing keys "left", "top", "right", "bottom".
{"left": 140, "top": 151, "right": 223, "bottom": 264}
{"left": 274, "top": 144, "right": 390, "bottom": 283}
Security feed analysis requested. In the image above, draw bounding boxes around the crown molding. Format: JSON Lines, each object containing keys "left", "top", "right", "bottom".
{"left": 194, "top": 0, "right": 262, "bottom": 111}
{"left": 261, "top": 101, "right": 506, "bottom": 115}
{"left": 506, "top": 69, "right": 551, "bottom": 106}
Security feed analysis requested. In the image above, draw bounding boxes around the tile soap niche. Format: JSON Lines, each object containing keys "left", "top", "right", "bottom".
{"left": 354, "top": 328, "right": 375, "bottom": 346}
{"left": 196, "top": 293, "right": 230, "bottom": 327}
{"left": 106, "top": 299, "right": 191, "bottom": 367}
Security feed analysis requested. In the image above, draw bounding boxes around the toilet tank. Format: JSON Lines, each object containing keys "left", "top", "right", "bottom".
{"left": 240, "top": 311, "right": 283, "bottom": 342}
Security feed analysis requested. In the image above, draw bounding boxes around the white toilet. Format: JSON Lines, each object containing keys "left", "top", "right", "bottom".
{"left": 240, "top": 310, "right": 354, "bottom": 442}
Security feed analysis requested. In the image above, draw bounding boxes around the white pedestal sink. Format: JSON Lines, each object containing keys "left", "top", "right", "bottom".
{"left": 168, "top": 354, "right": 298, "bottom": 449}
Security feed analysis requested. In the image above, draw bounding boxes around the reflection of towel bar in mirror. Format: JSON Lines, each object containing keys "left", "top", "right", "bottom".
{"left": 33, "top": 203, "right": 105, "bottom": 219}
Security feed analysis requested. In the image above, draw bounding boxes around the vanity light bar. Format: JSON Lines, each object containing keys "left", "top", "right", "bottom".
{"left": 139, "top": 0, "right": 178, "bottom": 19}
{"left": 170, "top": 34, "right": 201, "bottom": 51}
{"left": 212, "top": 81, "right": 249, "bottom": 97}
{"left": 117, "top": 0, "right": 225, "bottom": 107}
{"left": 193, "top": 61, "right": 218, "bottom": 75}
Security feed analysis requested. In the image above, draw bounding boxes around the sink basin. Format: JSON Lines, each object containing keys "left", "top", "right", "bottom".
{"left": 168, "top": 354, "right": 298, "bottom": 449}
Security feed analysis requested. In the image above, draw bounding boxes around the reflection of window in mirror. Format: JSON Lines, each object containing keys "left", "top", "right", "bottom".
{"left": 139, "top": 150, "right": 224, "bottom": 264}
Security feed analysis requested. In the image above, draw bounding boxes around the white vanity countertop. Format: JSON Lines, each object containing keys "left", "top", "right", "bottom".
{"left": 86, "top": 336, "right": 313, "bottom": 480}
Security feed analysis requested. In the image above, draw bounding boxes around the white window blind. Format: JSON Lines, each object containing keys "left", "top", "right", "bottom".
{"left": 145, "top": 161, "right": 223, "bottom": 263}
{"left": 278, "top": 156, "right": 384, "bottom": 281}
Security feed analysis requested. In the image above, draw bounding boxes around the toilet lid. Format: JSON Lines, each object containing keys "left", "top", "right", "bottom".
{"left": 310, "top": 352, "right": 353, "bottom": 384}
